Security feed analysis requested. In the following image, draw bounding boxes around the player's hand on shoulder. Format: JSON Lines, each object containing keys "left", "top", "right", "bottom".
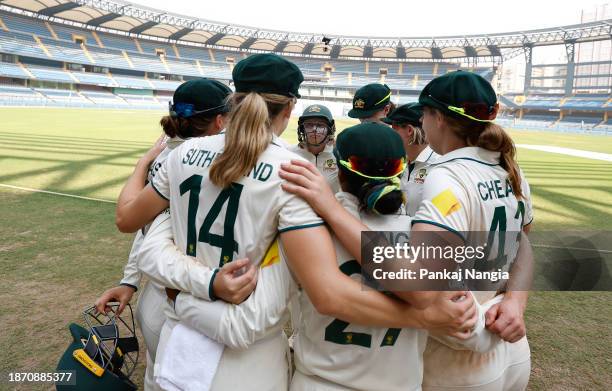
{"left": 212, "top": 258, "right": 258, "bottom": 304}
{"left": 94, "top": 284, "right": 136, "bottom": 315}
{"left": 421, "top": 291, "right": 477, "bottom": 339}
{"left": 280, "top": 159, "right": 338, "bottom": 218}
{"left": 140, "top": 133, "right": 167, "bottom": 167}
{"left": 485, "top": 295, "right": 526, "bottom": 343}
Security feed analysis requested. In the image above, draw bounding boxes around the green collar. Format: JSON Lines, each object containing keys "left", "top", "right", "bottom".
{"left": 432, "top": 146, "right": 500, "bottom": 166}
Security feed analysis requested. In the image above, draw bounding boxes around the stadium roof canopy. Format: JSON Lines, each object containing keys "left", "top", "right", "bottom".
{"left": 2, "top": 0, "right": 611, "bottom": 60}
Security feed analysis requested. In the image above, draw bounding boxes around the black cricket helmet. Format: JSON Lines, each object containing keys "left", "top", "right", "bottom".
{"left": 56, "top": 304, "right": 139, "bottom": 390}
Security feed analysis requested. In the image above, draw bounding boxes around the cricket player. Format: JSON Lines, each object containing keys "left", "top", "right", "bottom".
{"left": 347, "top": 83, "right": 393, "bottom": 124}
{"left": 94, "top": 78, "right": 231, "bottom": 390}
{"left": 134, "top": 123, "right": 478, "bottom": 391}
{"left": 115, "top": 54, "right": 471, "bottom": 390}
{"left": 383, "top": 102, "right": 439, "bottom": 216}
{"left": 290, "top": 104, "right": 340, "bottom": 193}
{"left": 279, "top": 71, "right": 534, "bottom": 391}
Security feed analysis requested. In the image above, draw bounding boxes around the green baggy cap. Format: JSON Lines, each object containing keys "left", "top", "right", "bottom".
{"left": 233, "top": 53, "right": 303, "bottom": 98}
{"left": 334, "top": 122, "right": 406, "bottom": 179}
{"left": 382, "top": 102, "right": 423, "bottom": 125}
{"left": 419, "top": 70, "right": 498, "bottom": 122}
{"left": 348, "top": 83, "right": 392, "bottom": 119}
{"left": 171, "top": 78, "right": 232, "bottom": 118}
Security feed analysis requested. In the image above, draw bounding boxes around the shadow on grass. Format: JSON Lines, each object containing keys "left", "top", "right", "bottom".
{"left": 0, "top": 131, "right": 154, "bottom": 198}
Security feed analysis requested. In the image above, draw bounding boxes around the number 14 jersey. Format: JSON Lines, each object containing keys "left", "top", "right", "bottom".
{"left": 151, "top": 133, "right": 324, "bottom": 274}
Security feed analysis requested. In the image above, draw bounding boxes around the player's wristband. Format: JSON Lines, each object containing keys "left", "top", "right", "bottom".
{"left": 208, "top": 268, "right": 220, "bottom": 301}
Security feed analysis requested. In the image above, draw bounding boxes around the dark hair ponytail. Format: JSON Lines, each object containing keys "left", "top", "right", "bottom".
{"left": 358, "top": 179, "right": 404, "bottom": 214}
{"left": 340, "top": 169, "right": 404, "bottom": 215}
{"left": 159, "top": 113, "right": 218, "bottom": 139}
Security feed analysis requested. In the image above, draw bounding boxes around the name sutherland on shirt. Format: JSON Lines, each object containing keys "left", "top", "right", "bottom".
{"left": 182, "top": 148, "right": 273, "bottom": 182}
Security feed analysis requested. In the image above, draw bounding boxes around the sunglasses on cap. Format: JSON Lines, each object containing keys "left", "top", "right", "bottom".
{"left": 169, "top": 101, "right": 229, "bottom": 118}
{"left": 338, "top": 155, "right": 406, "bottom": 180}
{"left": 427, "top": 95, "right": 496, "bottom": 122}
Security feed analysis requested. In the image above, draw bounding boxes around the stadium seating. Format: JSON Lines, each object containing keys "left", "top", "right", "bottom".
{"left": 0, "top": 30, "right": 47, "bottom": 58}
{"left": 111, "top": 75, "right": 153, "bottom": 89}
{"left": 562, "top": 96, "right": 608, "bottom": 110}
{"left": 521, "top": 95, "right": 563, "bottom": 108}
{"left": 138, "top": 39, "right": 177, "bottom": 58}
{"left": 561, "top": 115, "right": 601, "bottom": 124}
{"left": 50, "top": 23, "right": 98, "bottom": 47}
{"left": 0, "top": 10, "right": 495, "bottom": 96}
{"left": 0, "top": 8, "right": 608, "bottom": 132}
{"left": 0, "top": 12, "right": 52, "bottom": 37}
{"left": 97, "top": 33, "right": 139, "bottom": 52}
{"left": 87, "top": 47, "right": 131, "bottom": 69}
{"left": 165, "top": 58, "right": 202, "bottom": 77}
{"left": 0, "top": 85, "right": 38, "bottom": 96}
{"left": 28, "top": 66, "right": 74, "bottom": 83}
{"left": 80, "top": 90, "right": 126, "bottom": 107}
{"left": 0, "top": 62, "right": 29, "bottom": 78}
{"left": 0, "top": 85, "right": 46, "bottom": 106}
{"left": 175, "top": 46, "right": 212, "bottom": 62}
{"left": 71, "top": 72, "right": 115, "bottom": 86}
{"left": 38, "top": 37, "right": 92, "bottom": 64}
{"left": 116, "top": 92, "right": 160, "bottom": 108}
{"left": 147, "top": 79, "right": 182, "bottom": 91}
{"left": 36, "top": 88, "right": 92, "bottom": 106}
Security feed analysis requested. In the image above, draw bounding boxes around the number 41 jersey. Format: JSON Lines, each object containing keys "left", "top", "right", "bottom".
{"left": 413, "top": 146, "right": 532, "bottom": 234}
{"left": 151, "top": 133, "right": 324, "bottom": 272}
{"left": 412, "top": 147, "right": 533, "bottom": 289}
{"left": 292, "top": 192, "right": 428, "bottom": 391}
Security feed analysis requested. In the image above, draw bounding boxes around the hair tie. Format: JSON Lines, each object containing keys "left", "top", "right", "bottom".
{"left": 365, "top": 177, "right": 402, "bottom": 214}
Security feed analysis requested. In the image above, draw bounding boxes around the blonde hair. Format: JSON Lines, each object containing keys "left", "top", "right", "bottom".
{"left": 441, "top": 112, "right": 523, "bottom": 199}
{"left": 209, "top": 92, "right": 294, "bottom": 188}
{"left": 407, "top": 124, "right": 427, "bottom": 145}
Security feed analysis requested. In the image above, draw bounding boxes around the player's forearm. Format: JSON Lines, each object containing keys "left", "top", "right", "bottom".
{"left": 176, "top": 262, "right": 297, "bottom": 349}
{"left": 117, "top": 157, "right": 149, "bottom": 210}
{"left": 119, "top": 230, "right": 145, "bottom": 290}
{"left": 137, "top": 215, "right": 216, "bottom": 300}
{"left": 316, "top": 273, "right": 424, "bottom": 329}
{"left": 176, "top": 293, "right": 290, "bottom": 350}
{"left": 138, "top": 240, "right": 216, "bottom": 300}
{"left": 281, "top": 226, "right": 422, "bottom": 328}
{"left": 504, "top": 232, "right": 533, "bottom": 310}
{"left": 324, "top": 203, "right": 369, "bottom": 263}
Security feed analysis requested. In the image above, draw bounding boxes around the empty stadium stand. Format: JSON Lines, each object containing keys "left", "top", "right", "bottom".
{"left": 0, "top": 6, "right": 608, "bottom": 133}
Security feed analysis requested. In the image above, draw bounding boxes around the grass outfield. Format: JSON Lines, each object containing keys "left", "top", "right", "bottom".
{"left": 1, "top": 108, "right": 611, "bottom": 390}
